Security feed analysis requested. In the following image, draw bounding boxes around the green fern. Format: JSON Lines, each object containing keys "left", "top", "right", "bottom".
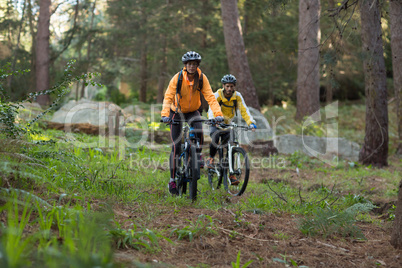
{"left": 345, "top": 202, "right": 376, "bottom": 215}
{"left": 299, "top": 202, "right": 376, "bottom": 239}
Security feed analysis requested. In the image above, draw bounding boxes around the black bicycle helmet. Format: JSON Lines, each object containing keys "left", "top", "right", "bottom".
{"left": 221, "top": 74, "right": 237, "bottom": 85}
{"left": 181, "top": 51, "right": 202, "bottom": 64}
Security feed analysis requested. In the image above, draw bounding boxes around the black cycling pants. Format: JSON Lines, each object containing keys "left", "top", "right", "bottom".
{"left": 209, "top": 125, "right": 230, "bottom": 158}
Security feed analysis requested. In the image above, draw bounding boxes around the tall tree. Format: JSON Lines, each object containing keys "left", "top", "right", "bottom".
{"left": 220, "top": 0, "right": 260, "bottom": 110}
{"left": 391, "top": 181, "right": 402, "bottom": 248}
{"left": 156, "top": 37, "right": 167, "bottom": 103}
{"left": 27, "top": 0, "right": 37, "bottom": 92}
{"left": 81, "top": 0, "right": 96, "bottom": 99}
{"left": 7, "top": 0, "right": 27, "bottom": 89}
{"left": 155, "top": 0, "right": 170, "bottom": 104}
{"left": 325, "top": 0, "right": 337, "bottom": 104}
{"left": 389, "top": 0, "right": 402, "bottom": 156}
{"left": 390, "top": 0, "right": 402, "bottom": 250}
{"left": 295, "top": 0, "right": 321, "bottom": 121}
{"left": 358, "top": 0, "right": 388, "bottom": 167}
{"left": 139, "top": 4, "right": 148, "bottom": 103}
{"left": 36, "top": 0, "right": 51, "bottom": 106}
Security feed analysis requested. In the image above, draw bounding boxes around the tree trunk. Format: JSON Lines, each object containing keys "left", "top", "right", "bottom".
{"left": 199, "top": 0, "right": 210, "bottom": 112}
{"left": 139, "top": 5, "right": 148, "bottom": 103}
{"left": 326, "top": 0, "right": 336, "bottom": 104}
{"left": 156, "top": 36, "right": 167, "bottom": 104}
{"left": 389, "top": 2, "right": 402, "bottom": 249}
{"left": 28, "top": 0, "right": 36, "bottom": 92}
{"left": 36, "top": 0, "right": 51, "bottom": 106}
{"left": 390, "top": 0, "right": 402, "bottom": 156}
{"left": 8, "top": 0, "right": 27, "bottom": 89}
{"left": 391, "top": 180, "right": 402, "bottom": 248}
{"left": 81, "top": 0, "right": 96, "bottom": 99}
{"left": 201, "top": 0, "right": 208, "bottom": 49}
{"left": 220, "top": 0, "right": 260, "bottom": 110}
{"left": 6, "top": 0, "right": 13, "bottom": 46}
{"left": 358, "top": 0, "right": 388, "bottom": 167}
{"left": 295, "top": 0, "right": 321, "bottom": 121}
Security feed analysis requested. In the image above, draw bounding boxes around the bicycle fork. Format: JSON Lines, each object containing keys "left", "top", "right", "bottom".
{"left": 228, "top": 143, "right": 234, "bottom": 174}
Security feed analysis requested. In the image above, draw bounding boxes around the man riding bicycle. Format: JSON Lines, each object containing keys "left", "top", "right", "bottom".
{"left": 206, "top": 74, "right": 257, "bottom": 185}
{"left": 161, "top": 51, "right": 224, "bottom": 195}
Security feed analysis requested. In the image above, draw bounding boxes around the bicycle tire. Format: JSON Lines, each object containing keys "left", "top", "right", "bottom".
{"left": 223, "top": 147, "right": 249, "bottom": 196}
{"left": 208, "top": 151, "right": 223, "bottom": 190}
{"left": 208, "top": 169, "right": 222, "bottom": 190}
{"left": 189, "top": 145, "right": 199, "bottom": 201}
{"left": 177, "top": 147, "right": 187, "bottom": 196}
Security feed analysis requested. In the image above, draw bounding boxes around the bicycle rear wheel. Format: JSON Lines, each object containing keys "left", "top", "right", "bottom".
{"left": 189, "top": 146, "right": 199, "bottom": 201}
{"left": 223, "top": 147, "right": 249, "bottom": 196}
{"left": 208, "top": 168, "right": 223, "bottom": 190}
{"left": 208, "top": 153, "right": 223, "bottom": 190}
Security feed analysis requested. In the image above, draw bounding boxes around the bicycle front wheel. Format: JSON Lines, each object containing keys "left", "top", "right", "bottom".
{"left": 189, "top": 146, "right": 199, "bottom": 201}
{"left": 223, "top": 147, "right": 249, "bottom": 196}
{"left": 176, "top": 149, "right": 187, "bottom": 196}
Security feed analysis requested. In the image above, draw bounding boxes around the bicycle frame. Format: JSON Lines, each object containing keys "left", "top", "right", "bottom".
{"left": 217, "top": 122, "right": 248, "bottom": 175}
{"left": 179, "top": 124, "right": 200, "bottom": 180}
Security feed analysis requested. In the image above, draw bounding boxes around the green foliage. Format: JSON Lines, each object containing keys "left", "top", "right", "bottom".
{"left": 298, "top": 118, "right": 327, "bottom": 137}
{"left": 170, "top": 215, "right": 218, "bottom": 241}
{"left": 288, "top": 151, "right": 305, "bottom": 168}
{"left": 0, "top": 60, "right": 101, "bottom": 138}
{"left": 0, "top": 192, "right": 33, "bottom": 268}
{"left": 2, "top": 0, "right": 394, "bottom": 106}
{"left": 272, "top": 253, "right": 304, "bottom": 267}
{"left": 232, "top": 250, "right": 253, "bottom": 268}
{"left": 94, "top": 85, "right": 108, "bottom": 101}
{"left": 299, "top": 202, "right": 376, "bottom": 239}
{"left": 388, "top": 204, "right": 396, "bottom": 221}
{"left": 0, "top": 192, "right": 115, "bottom": 268}
{"left": 108, "top": 221, "right": 170, "bottom": 252}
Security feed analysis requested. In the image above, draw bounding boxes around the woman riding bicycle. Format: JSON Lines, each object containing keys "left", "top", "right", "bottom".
{"left": 161, "top": 51, "right": 224, "bottom": 195}
{"left": 206, "top": 74, "right": 257, "bottom": 185}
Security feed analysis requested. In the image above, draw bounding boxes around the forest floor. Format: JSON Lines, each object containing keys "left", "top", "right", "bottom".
{"left": 110, "top": 155, "right": 402, "bottom": 268}
{"left": 2, "top": 102, "right": 401, "bottom": 268}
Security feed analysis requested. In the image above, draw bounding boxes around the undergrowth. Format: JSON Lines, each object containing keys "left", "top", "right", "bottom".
{"left": 298, "top": 202, "right": 377, "bottom": 239}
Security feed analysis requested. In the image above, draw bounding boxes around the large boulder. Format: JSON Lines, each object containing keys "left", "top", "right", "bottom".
{"left": 48, "top": 99, "right": 123, "bottom": 135}
{"left": 273, "top": 134, "right": 360, "bottom": 162}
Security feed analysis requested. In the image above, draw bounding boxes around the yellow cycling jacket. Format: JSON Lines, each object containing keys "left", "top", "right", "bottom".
{"left": 207, "top": 88, "right": 255, "bottom": 125}
{"left": 161, "top": 68, "right": 223, "bottom": 118}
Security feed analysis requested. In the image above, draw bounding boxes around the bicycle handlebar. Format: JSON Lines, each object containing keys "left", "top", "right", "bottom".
{"left": 216, "top": 122, "right": 250, "bottom": 130}
{"left": 160, "top": 119, "right": 250, "bottom": 130}
{"left": 160, "top": 118, "right": 218, "bottom": 125}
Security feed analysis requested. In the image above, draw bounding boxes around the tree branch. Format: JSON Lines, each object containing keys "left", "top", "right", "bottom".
{"left": 328, "top": 0, "right": 358, "bottom": 17}
{"left": 267, "top": 181, "right": 288, "bottom": 203}
{"left": 50, "top": 0, "right": 79, "bottom": 62}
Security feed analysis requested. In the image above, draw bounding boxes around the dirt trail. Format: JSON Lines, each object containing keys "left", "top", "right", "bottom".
{"left": 112, "top": 202, "right": 402, "bottom": 268}
{"left": 112, "top": 156, "right": 402, "bottom": 267}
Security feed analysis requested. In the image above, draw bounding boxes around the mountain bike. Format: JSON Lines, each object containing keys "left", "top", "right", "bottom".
{"left": 207, "top": 122, "right": 250, "bottom": 196}
{"left": 162, "top": 118, "right": 214, "bottom": 201}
